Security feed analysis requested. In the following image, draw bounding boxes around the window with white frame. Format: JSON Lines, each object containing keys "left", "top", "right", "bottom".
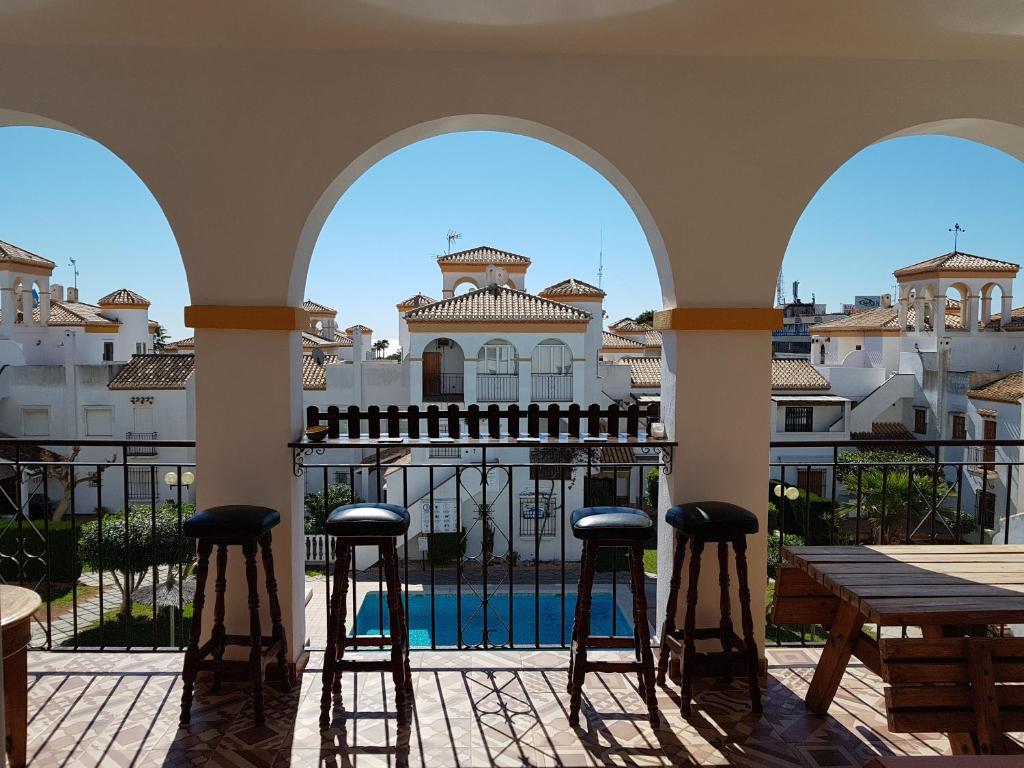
{"left": 480, "top": 343, "right": 516, "bottom": 375}
{"left": 21, "top": 407, "right": 49, "bottom": 437}
{"left": 136, "top": 342, "right": 147, "bottom": 355}
{"left": 533, "top": 343, "right": 572, "bottom": 375}
{"left": 84, "top": 406, "right": 114, "bottom": 437}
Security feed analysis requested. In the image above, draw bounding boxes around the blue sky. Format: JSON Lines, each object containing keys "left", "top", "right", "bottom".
{"left": 1, "top": 128, "right": 1022, "bottom": 341}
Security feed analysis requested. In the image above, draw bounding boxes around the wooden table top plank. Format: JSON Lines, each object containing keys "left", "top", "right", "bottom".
{"left": 781, "top": 545, "right": 1024, "bottom": 626}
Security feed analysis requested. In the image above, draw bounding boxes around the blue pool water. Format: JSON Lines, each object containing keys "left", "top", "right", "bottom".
{"left": 352, "top": 592, "right": 633, "bottom": 647}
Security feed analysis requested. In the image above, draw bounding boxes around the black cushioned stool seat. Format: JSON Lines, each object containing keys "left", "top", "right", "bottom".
{"left": 570, "top": 506, "right": 653, "bottom": 541}
{"left": 183, "top": 505, "right": 280, "bottom": 540}
{"left": 665, "top": 502, "right": 758, "bottom": 542}
{"left": 179, "top": 506, "right": 289, "bottom": 729}
{"left": 658, "top": 501, "right": 761, "bottom": 717}
{"left": 325, "top": 503, "right": 411, "bottom": 538}
{"left": 567, "top": 506, "right": 659, "bottom": 727}
{"left": 320, "top": 503, "right": 412, "bottom": 729}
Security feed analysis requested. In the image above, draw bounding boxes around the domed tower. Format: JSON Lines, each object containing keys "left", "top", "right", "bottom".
{"left": 97, "top": 288, "right": 151, "bottom": 358}
{"left": 436, "top": 246, "right": 531, "bottom": 298}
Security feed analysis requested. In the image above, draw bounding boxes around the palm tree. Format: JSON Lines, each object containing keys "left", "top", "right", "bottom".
{"left": 840, "top": 467, "right": 954, "bottom": 544}
{"left": 372, "top": 339, "right": 390, "bottom": 359}
{"left": 152, "top": 322, "right": 170, "bottom": 351}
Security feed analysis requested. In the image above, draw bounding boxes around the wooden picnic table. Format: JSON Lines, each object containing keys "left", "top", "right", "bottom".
{"left": 774, "top": 545, "right": 1024, "bottom": 755}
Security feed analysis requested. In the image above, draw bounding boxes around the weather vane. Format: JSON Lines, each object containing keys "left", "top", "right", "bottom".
{"left": 949, "top": 222, "right": 966, "bottom": 252}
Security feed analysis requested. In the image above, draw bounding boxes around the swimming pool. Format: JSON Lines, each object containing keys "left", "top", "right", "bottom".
{"left": 351, "top": 591, "right": 633, "bottom": 647}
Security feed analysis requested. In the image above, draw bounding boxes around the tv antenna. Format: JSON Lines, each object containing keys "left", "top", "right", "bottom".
{"left": 949, "top": 222, "right": 966, "bottom": 252}
{"left": 68, "top": 258, "right": 79, "bottom": 291}
{"left": 446, "top": 230, "right": 462, "bottom": 254}
{"left": 776, "top": 271, "right": 786, "bottom": 306}
{"left": 597, "top": 225, "right": 604, "bottom": 289}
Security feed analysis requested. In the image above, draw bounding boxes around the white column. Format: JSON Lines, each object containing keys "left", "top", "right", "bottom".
{"left": 462, "top": 358, "right": 477, "bottom": 404}
{"left": 897, "top": 297, "right": 908, "bottom": 330}
{"left": 408, "top": 358, "right": 423, "bottom": 406}
{"left": 980, "top": 294, "right": 992, "bottom": 325}
{"left": 38, "top": 276, "right": 50, "bottom": 326}
{"left": 932, "top": 299, "right": 945, "bottom": 335}
{"left": 657, "top": 328, "right": 770, "bottom": 659}
{"left": 967, "top": 294, "right": 980, "bottom": 334}
{"left": 517, "top": 358, "right": 532, "bottom": 408}
{"left": 1002, "top": 294, "right": 1014, "bottom": 326}
{"left": 194, "top": 328, "right": 305, "bottom": 667}
{"left": 20, "top": 284, "right": 34, "bottom": 325}
{"left": 913, "top": 298, "right": 924, "bottom": 331}
{"left": 0, "top": 276, "right": 14, "bottom": 330}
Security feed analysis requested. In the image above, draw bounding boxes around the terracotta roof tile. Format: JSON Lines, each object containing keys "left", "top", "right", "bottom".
{"left": 396, "top": 293, "right": 437, "bottom": 308}
{"left": 303, "top": 354, "right": 339, "bottom": 390}
{"left": 609, "top": 318, "right": 652, "bottom": 333}
{"left": 302, "top": 299, "right": 336, "bottom": 314}
{"left": 108, "top": 354, "right": 194, "bottom": 390}
{"left": 623, "top": 356, "right": 661, "bottom": 388}
{"left": 539, "top": 278, "right": 605, "bottom": 298}
{"left": 0, "top": 239, "right": 56, "bottom": 269}
{"left": 851, "top": 422, "right": 916, "bottom": 441}
{"left": 968, "top": 371, "right": 1023, "bottom": 404}
{"left": 772, "top": 359, "right": 830, "bottom": 391}
{"left": 404, "top": 285, "right": 590, "bottom": 323}
{"left": 895, "top": 251, "right": 1018, "bottom": 277}
{"left": 345, "top": 324, "right": 372, "bottom": 333}
{"left": 165, "top": 336, "right": 194, "bottom": 349}
{"left": 813, "top": 303, "right": 962, "bottom": 333}
{"left": 602, "top": 331, "right": 643, "bottom": 349}
{"left": 97, "top": 288, "right": 150, "bottom": 306}
{"left": 644, "top": 329, "right": 662, "bottom": 348}
{"left": 436, "top": 246, "right": 531, "bottom": 265}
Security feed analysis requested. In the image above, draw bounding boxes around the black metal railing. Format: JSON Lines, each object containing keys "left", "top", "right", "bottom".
{"left": 531, "top": 373, "right": 572, "bottom": 402}
{"left": 477, "top": 373, "right": 518, "bottom": 402}
{"left": 0, "top": 437, "right": 195, "bottom": 652}
{"left": 295, "top": 401, "right": 670, "bottom": 650}
{"left": 126, "top": 431, "right": 159, "bottom": 457}
{"left": 423, "top": 373, "right": 464, "bottom": 401}
{"left": 768, "top": 437, "right": 1024, "bottom": 646}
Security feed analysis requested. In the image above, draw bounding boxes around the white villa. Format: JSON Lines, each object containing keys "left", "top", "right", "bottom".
{"left": 794, "top": 251, "right": 1024, "bottom": 544}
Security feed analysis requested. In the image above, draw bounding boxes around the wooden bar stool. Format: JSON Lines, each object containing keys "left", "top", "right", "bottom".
{"left": 567, "top": 506, "right": 659, "bottom": 727}
{"left": 657, "top": 501, "right": 761, "bottom": 716}
{"left": 179, "top": 505, "right": 289, "bottom": 727}
{"left": 319, "top": 503, "right": 412, "bottom": 729}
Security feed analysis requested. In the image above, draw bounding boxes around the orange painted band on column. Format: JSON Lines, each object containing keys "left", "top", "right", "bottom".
{"left": 184, "top": 305, "right": 310, "bottom": 331}
{"left": 654, "top": 308, "right": 783, "bottom": 331}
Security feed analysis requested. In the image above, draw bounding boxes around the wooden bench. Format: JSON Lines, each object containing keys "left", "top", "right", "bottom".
{"left": 879, "top": 636, "right": 1024, "bottom": 756}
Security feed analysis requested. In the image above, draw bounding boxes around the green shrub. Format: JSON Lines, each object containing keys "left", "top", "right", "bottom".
{"left": 766, "top": 531, "right": 804, "bottom": 578}
{"left": 78, "top": 503, "right": 195, "bottom": 615}
{"left": 0, "top": 519, "right": 82, "bottom": 584}
{"left": 645, "top": 469, "right": 659, "bottom": 510}
{"left": 423, "top": 530, "right": 465, "bottom": 566}
{"left": 303, "top": 483, "right": 359, "bottom": 535}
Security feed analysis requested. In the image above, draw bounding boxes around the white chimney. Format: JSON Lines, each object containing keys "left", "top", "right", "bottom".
{"left": 66, "top": 286, "right": 79, "bottom": 303}
{"left": 881, "top": 293, "right": 892, "bottom": 308}
{"left": 485, "top": 264, "right": 509, "bottom": 287}
{"left": 51, "top": 283, "right": 64, "bottom": 302}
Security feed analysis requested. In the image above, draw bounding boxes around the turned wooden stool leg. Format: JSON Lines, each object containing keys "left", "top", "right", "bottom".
{"left": 210, "top": 544, "right": 228, "bottom": 692}
{"left": 630, "top": 542, "right": 659, "bottom": 726}
{"left": 680, "top": 537, "right": 705, "bottom": 716}
{"left": 320, "top": 543, "right": 350, "bottom": 728}
{"left": 718, "top": 541, "right": 736, "bottom": 682}
{"left": 333, "top": 545, "right": 352, "bottom": 695}
{"left": 382, "top": 543, "right": 410, "bottom": 723}
{"left": 260, "top": 532, "right": 290, "bottom": 691}
{"left": 569, "top": 542, "right": 597, "bottom": 727}
{"left": 657, "top": 530, "right": 685, "bottom": 685}
{"left": 180, "top": 540, "right": 213, "bottom": 726}
{"left": 732, "top": 536, "right": 762, "bottom": 713}
{"left": 242, "top": 538, "right": 265, "bottom": 727}
{"left": 567, "top": 543, "right": 588, "bottom": 693}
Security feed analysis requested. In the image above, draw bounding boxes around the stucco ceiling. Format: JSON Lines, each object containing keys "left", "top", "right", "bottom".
{"left": 3, "top": 1, "right": 1024, "bottom": 60}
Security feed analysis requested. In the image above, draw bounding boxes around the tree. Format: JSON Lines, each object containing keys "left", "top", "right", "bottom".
{"left": 303, "top": 482, "right": 360, "bottom": 535}
{"left": 22, "top": 445, "right": 116, "bottom": 522}
{"left": 634, "top": 310, "right": 655, "bottom": 326}
{"left": 372, "top": 339, "right": 390, "bottom": 359}
{"left": 152, "top": 322, "right": 170, "bottom": 352}
{"left": 78, "top": 502, "right": 196, "bottom": 616}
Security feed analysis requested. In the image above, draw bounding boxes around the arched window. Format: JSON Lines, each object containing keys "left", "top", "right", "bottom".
{"left": 532, "top": 340, "right": 572, "bottom": 375}
{"left": 477, "top": 339, "right": 518, "bottom": 402}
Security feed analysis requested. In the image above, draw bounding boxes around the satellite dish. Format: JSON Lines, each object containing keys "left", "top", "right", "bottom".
{"left": 312, "top": 347, "right": 326, "bottom": 365}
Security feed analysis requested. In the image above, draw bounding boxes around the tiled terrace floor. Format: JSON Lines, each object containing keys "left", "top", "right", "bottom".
{"left": 25, "top": 647, "right": 1010, "bottom": 768}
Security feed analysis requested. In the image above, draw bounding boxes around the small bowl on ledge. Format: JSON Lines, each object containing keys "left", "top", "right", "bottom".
{"left": 305, "top": 425, "right": 328, "bottom": 443}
